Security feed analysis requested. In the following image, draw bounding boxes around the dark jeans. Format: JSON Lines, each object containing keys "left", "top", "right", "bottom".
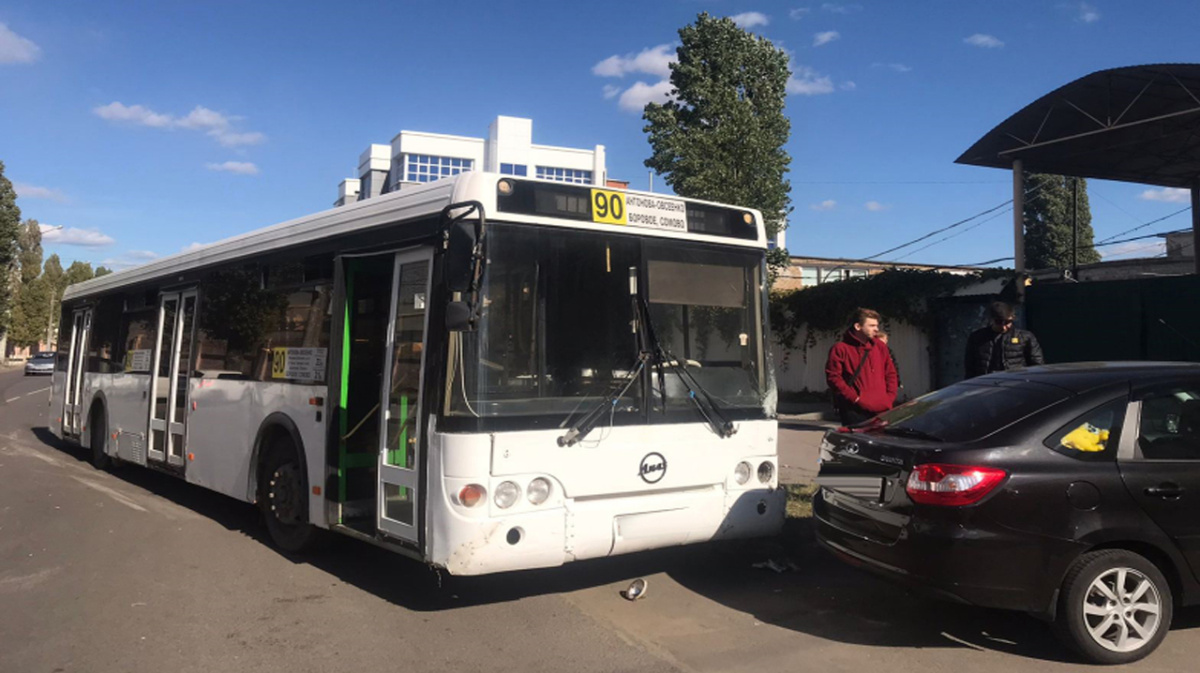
{"left": 837, "top": 405, "right": 874, "bottom": 427}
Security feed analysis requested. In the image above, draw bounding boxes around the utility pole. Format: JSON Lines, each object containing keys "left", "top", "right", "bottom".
{"left": 1013, "top": 160, "right": 1026, "bottom": 299}
{"left": 1072, "top": 177, "right": 1079, "bottom": 278}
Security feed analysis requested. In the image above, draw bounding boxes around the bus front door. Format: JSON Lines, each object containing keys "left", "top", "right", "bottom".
{"left": 147, "top": 290, "right": 197, "bottom": 468}
{"left": 377, "top": 250, "right": 432, "bottom": 545}
{"left": 62, "top": 307, "right": 93, "bottom": 439}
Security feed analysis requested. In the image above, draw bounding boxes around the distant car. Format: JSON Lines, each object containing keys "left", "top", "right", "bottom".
{"left": 814, "top": 363, "right": 1200, "bottom": 665}
{"left": 24, "top": 352, "right": 56, "bottom": 376}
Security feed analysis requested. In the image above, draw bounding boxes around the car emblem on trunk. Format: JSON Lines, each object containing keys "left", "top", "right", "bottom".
{"left": 639, "top": 452, "right": 667, "bottom": 484}
{"left": 844, "top": 443, "right": 860, "bottom": 455}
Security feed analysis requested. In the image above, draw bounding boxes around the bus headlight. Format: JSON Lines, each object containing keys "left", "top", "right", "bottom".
{"left": 757, "top": 461, "right": 775, "bottom": 484}
{"left": 734, "top": 461, "right": 752, "bottom": 485}
{"left": 527, "top": 477, "right": 552, "bottom": 505}
{"left": 494, "top": 481, "right": 520, "bottom": 509}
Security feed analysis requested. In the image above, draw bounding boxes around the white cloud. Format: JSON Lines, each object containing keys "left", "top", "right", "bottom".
{"left": 93, "top": 101, "right": 267, "bottom": 147}
{"left": 964, "top": 33, "right": 1004, "bottom": 48}
{"left": 789, "top": 8, "right": 811, "bottom": 20}
{"left": 618, "top": 80, "right": 674, "bottom": 112}
{"left": 840, "top": 81, "right": 857, "bottom": 91}
{"left": 787, "top": 65, "right": 835, "bottom": 95}
{"left": 182, "top": 242, "right": 208, "bottom": 253}
{"left": 1077, "top": 2, "right": 1101, "bottom": 23}
{"left": 1140, "top": 187, "right": 1190, "bottom": 203}
{"left": 40, "top": 226, "right": 115, "bottom": 247}
{"left": 13, "top": 182, "right": 67, "bottom": 202}
{"left": 0, "top": 22, "right": 40, "bottom": 64}
{"left": 592, "top": 44, "right": 675, "bottom": 79}
{"left": 872, "top": 62, "right": 912, "bottom": 73}
{"left": 731, "top": 12, "right": 770, "bottom": 29}
{"left": 821, "top": 2, "right": 862, "bottom": 13}
{"left": 206, "top": 161, "right": 260, "bottom": 175}
{"left": 602, "top": 84, "right": 621, "bottom": 99}
{"left": 813, "top": 31, "right": 840, "bottom": 47}
{"left": 1102, "top": 240, "right": 1165, "bottom": 259}
{"left": 810, "top": 199, "right": 837, "bottom": 211}
{"left": 126, "top": 249, "right": 159, "bottom": 261}
{"left": 865, "top": 200, "right": 888, "bottom": 211}
{"left": 93, "top": 101, "right": 174, "bottom": 127}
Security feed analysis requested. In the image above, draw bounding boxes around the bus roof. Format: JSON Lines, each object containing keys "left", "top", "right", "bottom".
{"left": 64, "top": 172, "right": 767, "bottom": 302}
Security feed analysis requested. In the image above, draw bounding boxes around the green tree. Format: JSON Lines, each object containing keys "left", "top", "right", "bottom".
{"left": 95, "top": 266, "right": 112, "bottom": 277}
{"left": 1024, "top": 173, "right": 1101, "bottom": 270}
{"left": 9, "top": 220, "right": 47, "bottom": 348}
{"left": 63, "top": 260, "right": 95, "bottom": 287}
{"left": 0, "top": 161, "right": 21, "bottom": 352}
{"left": 642, "top": 13, "right": 793, "bottom": 270}
{"left": 42, "top": 254, "right": 64, "bottom": 343}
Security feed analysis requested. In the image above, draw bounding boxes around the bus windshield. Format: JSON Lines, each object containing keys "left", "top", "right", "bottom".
{"left": 445, "top": 223, "right": 768, "bottom": 426}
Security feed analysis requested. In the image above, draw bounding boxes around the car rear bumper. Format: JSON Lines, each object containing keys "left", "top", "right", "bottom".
{"left": 814, "top": 488, "right": 1076, "bottom": 616}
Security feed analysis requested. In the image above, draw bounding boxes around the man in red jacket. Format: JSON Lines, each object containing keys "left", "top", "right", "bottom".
{"left": 825, "top": 307, "right": 899, "bottom": 426}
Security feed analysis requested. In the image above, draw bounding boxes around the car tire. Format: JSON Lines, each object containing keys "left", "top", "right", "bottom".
{"left": 258, "top": 436, "right": 324, "bottom": 554}
{"left": 90, "top": 406, "right": 110, "bottom": 470}
{"left": 1054, "top": 549, "right": 1173, "bottom": 665}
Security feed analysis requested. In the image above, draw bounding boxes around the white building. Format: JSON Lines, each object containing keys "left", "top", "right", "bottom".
{"left": 336, "top": 116, "right": 608, "bottom": 206}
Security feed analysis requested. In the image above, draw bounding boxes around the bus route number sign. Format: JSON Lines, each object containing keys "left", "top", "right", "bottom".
{"left": 590, "top": 189, "right": 626, "bottom": 225}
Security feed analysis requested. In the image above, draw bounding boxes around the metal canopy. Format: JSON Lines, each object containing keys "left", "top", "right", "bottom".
{"left": 956, "top": 64, "right": 1200, "bottom": 188}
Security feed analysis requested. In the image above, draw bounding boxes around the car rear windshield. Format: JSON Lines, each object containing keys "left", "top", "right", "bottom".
{"left": 34, "top": 353, "right": 54, "bottom": 360}
{"left": 867, "top": 380, "right": 1071, "bottom": 443}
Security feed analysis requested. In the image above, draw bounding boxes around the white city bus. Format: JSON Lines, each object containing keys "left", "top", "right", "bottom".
{"left": 50, "top": 172, "right": 783, "bottom": 575}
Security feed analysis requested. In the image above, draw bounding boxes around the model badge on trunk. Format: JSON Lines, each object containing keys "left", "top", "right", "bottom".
{"left": 639, "top": 452, "right": 667, "bottom": 484}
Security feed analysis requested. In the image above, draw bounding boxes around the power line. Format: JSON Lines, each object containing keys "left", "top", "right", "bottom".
{"left": 1094, "top": 206, "right": 1190, "bottom": 245}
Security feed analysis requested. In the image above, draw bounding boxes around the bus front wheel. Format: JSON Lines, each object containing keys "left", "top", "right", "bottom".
{"left": 258, "top": 436, "right": 323, "bottom": 553}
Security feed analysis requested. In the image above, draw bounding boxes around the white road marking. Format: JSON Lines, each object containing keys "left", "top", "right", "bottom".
{"left": 0, "top": 567, "right": 61, "bottom": 593}
{"left": 24, "top": 387, "right": 50, "bottom": 397}
{"left": 70, "top": 475, "right": 149, "bottom": 512}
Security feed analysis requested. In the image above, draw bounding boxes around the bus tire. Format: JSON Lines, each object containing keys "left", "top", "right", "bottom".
{"left": 89, "top": 404, "right": 110, "bottom": 470}
{"left": 258, "top": 435, "right": 323, "bottom": 553}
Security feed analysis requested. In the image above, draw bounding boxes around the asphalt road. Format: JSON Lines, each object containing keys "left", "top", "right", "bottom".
{"left": 3, "top": 366, "right": 1199, "bottom": 673}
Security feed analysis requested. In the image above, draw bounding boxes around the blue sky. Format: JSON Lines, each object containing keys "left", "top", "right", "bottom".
{"left": 1, "top": 1, "right": 1197, "bottom": 270}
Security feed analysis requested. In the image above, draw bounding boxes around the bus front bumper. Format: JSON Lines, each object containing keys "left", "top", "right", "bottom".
{"left": 430, "top": 485, "right": 785, "bottom": 576}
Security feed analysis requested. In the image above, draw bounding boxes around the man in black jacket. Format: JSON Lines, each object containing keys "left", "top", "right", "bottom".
{"left": 964, "top": 301, "right": 1045, "bottom": 378}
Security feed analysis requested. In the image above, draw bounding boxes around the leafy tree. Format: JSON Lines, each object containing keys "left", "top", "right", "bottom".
{"left": 643, "top": 13, "right": 793, "bottom": 272}
{"left": 9, "top": 220, "right": 46, "bottom": 347}
{"left": 0, "top": 161, "right": 21, "bottom": 350}
{"left": 1024, "top": 173, "right": 1101, "bottom": 270}
{"left": 63, "top": 260, "right": 95, "bottom": 287}
{"left": 95, "top": 266, "right": 112, "bottom": 277}
{"left": 42, "top": 254, "right": 64, "bottom": 341}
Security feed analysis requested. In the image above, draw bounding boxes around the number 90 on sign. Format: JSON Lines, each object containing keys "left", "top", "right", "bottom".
{"left": 591, "top": 189, "right": 627, "bottom": 225}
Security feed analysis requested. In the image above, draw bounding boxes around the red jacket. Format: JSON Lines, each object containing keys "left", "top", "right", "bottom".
{"left": 825, "top": 329, "right": 898, "bottom": 414}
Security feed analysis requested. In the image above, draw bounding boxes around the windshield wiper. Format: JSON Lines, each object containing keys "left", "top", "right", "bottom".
{"left": 557, "top": 354, "right": 648, "bottom": 447}
{"left": 635, "top": 290, "right": 736, "bottom": 439}
{"left": 880, "top": 426, "right": 943, "bottom": 442}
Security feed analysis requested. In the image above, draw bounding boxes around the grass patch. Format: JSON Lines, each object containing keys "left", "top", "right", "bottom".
{"left": 785, "top": 482, "right": 819, "bottom": 518}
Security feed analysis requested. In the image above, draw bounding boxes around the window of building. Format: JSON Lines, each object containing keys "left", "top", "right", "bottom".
{"left": 404, "top": 154, "right": 474, "bottom": 183}
{"left": 535, "top": 166, "right": 593, "bottom": 184}
{"left": 500, "top": 163, "right": 528, "bottom": 177}
{"left": 799, "top": 267, "right": 819, "bottom": 286}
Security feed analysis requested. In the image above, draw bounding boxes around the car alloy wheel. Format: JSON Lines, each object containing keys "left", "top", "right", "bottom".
{"left": 1082, "top": 567, "right": 1163, "bottom": 653}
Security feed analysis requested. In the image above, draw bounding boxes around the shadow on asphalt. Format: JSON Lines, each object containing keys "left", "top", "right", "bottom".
{"left": 30, "top": 425, "right": 1200, "bottom": 662}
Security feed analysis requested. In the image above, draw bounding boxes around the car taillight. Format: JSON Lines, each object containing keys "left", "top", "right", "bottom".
{"left": 905, "top": 463, "right": 1007, "bottom": 506}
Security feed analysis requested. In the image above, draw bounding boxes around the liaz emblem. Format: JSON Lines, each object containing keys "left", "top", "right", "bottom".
{"left": 639, "top": 452, "right": 667, "bottom": 484}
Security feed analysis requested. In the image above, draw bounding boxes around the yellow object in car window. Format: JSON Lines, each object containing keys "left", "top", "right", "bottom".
{"left": 1061, "top": 423, "right": 1110, "bottom": 453}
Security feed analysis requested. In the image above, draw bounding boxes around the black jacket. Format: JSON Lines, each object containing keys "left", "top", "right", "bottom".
{"left": 964, "top": 326, "right": 1045, "bottom": 378}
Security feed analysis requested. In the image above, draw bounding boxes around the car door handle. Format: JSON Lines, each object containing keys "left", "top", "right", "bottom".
{"left": 1145, "top": 484, "right": 1185, "bottom": 499}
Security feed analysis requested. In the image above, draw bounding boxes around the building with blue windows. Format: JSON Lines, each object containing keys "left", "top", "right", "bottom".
{"left": 335, "top": 116, "right": 607, "bottom": 206}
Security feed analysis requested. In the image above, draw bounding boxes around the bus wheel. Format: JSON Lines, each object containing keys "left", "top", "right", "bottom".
{"left": 259, "top": 437, "right": 322, "bottom": 553}
{"left": 89, "top": 406, "right": 110, "bottom": 470}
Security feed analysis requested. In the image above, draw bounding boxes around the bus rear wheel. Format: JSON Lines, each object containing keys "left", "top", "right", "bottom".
{"left": 89, "top": 406, "right": 110, "bottom": 470}
{"left": 258, "top": 437, "right": 323, "bottom": 553}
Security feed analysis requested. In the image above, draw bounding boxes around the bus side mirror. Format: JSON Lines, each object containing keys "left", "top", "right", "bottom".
{"left": 445, "top": 222, "right": 477, "bottom": 293}
{"left": 445, "top": 301, "right": 474, "bottom": 332}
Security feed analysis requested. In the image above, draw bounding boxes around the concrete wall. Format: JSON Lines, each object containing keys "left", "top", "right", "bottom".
{"left": 774, "top": 320, "right": 933, "bottom": 403}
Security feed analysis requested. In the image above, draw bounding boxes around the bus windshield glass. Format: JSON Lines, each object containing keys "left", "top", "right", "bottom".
{"left": 445, "top": 223, "right": 767, "bottom": 425}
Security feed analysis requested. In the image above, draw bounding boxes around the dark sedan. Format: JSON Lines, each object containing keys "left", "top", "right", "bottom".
{"left": 814, "top": 362, "right": 1200, "bottom": 665}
